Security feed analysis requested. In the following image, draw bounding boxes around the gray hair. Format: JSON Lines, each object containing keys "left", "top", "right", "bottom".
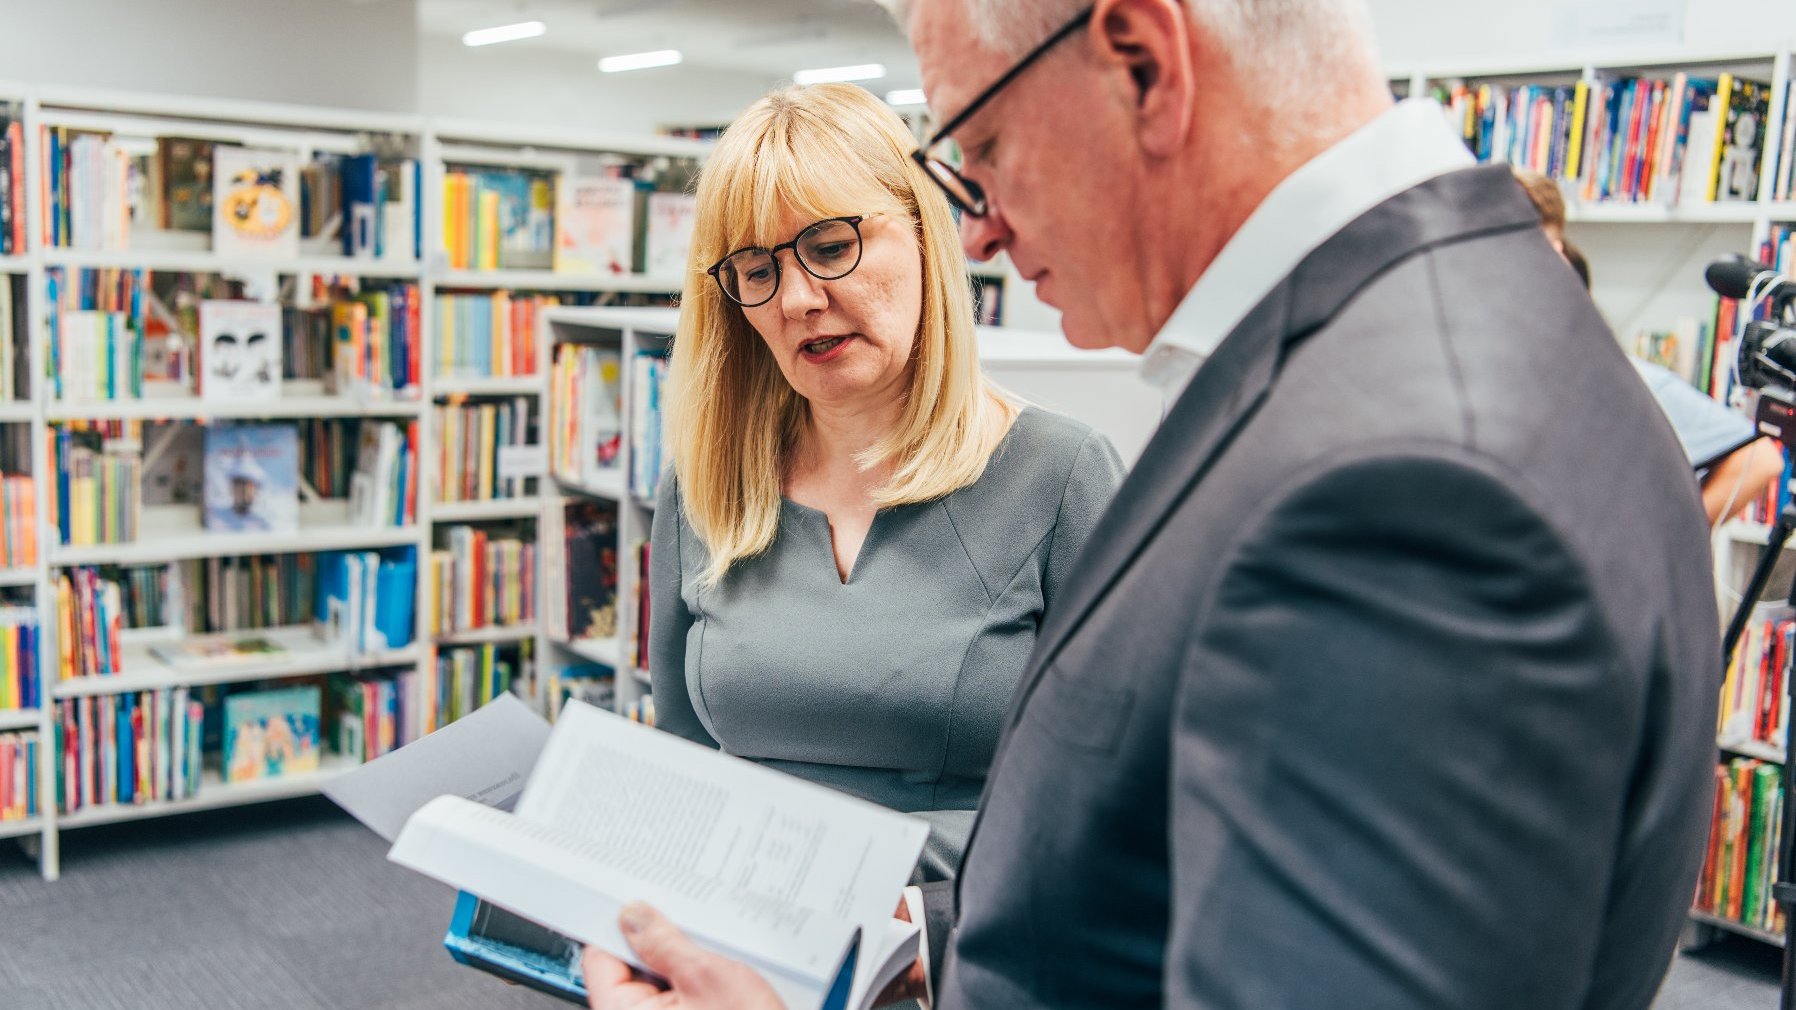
{"left": 881, "top": 0, "right": 1378, "bottom": 74}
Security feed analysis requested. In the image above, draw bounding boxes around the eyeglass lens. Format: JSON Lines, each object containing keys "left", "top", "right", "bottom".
{"left": 715, "top": 218, "right": 864, "bottom": 307}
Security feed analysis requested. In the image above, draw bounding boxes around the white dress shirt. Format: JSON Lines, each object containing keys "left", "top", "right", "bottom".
{"left": 1139, "top": 98, "right": 1476, "bottom": 402}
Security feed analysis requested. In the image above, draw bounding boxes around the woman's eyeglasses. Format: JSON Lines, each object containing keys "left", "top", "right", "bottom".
{"left": 707, "top": 216, "right": 866, "bottom": 308}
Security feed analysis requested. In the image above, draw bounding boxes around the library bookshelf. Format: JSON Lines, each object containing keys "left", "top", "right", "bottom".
{"left": 0, "top": 83, "right": 720, "bottom": 881}
{"left": 1385, "top": 42, "right": 1796, "bottom": 948}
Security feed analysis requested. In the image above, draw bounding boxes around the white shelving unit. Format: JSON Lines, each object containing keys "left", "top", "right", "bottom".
{"left": 0, "top": 84, "right": 719, "bottom": 880}
{"left": 535, "top": 305, "right": 674, "bottom": 717}
{"left": 1387, "top": 45, "right": 1796, "bottom": 344}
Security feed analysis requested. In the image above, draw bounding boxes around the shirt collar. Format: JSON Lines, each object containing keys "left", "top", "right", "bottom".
{"left": 1139, "top": 98, "right": 1476, "bottom": 402}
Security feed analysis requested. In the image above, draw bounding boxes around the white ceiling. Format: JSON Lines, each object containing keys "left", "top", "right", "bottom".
{"left": 417, "top": 0, "right": 924, "bottom": 88}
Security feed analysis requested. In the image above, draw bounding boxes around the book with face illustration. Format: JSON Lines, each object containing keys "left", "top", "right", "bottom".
{"left": 203, "top": 422, "right": 300, "bottom": 534}
{"left": 199, "top": 300, "right": 282, "bottom": 403}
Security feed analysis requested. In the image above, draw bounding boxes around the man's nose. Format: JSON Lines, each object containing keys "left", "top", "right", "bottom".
{"left": 960, "top": 201, "right": 1012, "bottom": 263}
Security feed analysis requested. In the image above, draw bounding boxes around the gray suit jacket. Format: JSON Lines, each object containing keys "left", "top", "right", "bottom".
{"left": 931, "top": 166, "right": 1720, "bottom": 1009}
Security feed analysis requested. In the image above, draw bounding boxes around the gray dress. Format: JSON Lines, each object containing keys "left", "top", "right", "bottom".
{"left": 648, "top": 406, "right": 1124, "bottom": 878}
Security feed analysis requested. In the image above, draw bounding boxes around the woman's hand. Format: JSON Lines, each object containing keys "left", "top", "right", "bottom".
{"left": 584, "top": 903, "right": 785, "bottom": 1010}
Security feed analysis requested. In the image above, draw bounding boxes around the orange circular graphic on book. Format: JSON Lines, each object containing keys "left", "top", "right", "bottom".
{"left": 224, "top": 169, "right": 293, "bottom": 240}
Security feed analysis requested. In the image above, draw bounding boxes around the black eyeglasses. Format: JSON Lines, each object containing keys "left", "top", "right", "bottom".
{"left": 911, "top": 6, "right": 1094, "bottom": 218}
{"left": 706, "top": 216, "right": 867, "bottom": 308}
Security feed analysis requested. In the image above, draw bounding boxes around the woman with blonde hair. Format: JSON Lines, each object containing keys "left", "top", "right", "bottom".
{"left": 649, "top": 82, "right": 1123, "bottom": 882}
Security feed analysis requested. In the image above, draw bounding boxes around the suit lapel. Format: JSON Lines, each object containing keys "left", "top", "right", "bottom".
{"left": 946, "top": 167, "right": 1544, "bottom": 918}
{"left": 1006, "top": 164, "right": 1543, "bottom": 722}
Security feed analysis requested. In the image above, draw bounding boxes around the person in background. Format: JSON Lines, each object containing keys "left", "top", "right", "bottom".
{"left": 1514, "top": 167, "right": 1784, "bottom": 524}
{"left": 645, "top": 80, "right": 1124, "bottom": 939}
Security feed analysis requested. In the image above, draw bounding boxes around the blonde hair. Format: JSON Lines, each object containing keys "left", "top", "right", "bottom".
{"left": 671, "top": 83, "right": 1017, "bottom": 586}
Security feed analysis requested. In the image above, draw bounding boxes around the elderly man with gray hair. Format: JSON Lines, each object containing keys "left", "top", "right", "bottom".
{"left": 584, "top": 1, "right": 1720, "bottom": 1007}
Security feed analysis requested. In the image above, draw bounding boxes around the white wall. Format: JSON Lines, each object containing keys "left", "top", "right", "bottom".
{"left": 416, "top": 34, "right": 782, "bottom": 135}
{"left": 0, "top": 0, "right": 418, "bottom": 111}
{"left": 1366, "top": 0, "right": 1796, "bottom": 68}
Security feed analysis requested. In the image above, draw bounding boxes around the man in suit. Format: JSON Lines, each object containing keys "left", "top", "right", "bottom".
{"left": 585, "top": 0, "right": 1721, "bottom": 1006}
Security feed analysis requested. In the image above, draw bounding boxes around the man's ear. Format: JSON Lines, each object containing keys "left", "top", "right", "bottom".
{"left": 1089, "top": 0, "right": 1197, "bottom": 157}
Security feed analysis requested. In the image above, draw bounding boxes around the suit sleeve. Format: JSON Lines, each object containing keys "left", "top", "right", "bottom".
{"left": 916, "top": 878, "right": 956, "bottom": 994}
{"left": 647, "top": 474, "right": 718, "bottom": 748}
{"left": 1164, "top": 452, "right": 1670, "bottom": 1009}
{"left": 1042, "top": 430, "right": 1125, "bottom": 605}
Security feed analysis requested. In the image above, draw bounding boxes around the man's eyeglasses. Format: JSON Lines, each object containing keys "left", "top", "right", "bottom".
{"left": 707, "top": 216, "right": 866, "bottom": 308}
{"left": 910, "top": 6, "right": 1094, "bottom": 218}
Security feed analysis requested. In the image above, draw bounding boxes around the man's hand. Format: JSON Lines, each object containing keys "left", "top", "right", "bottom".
{"left": 584, "top": 902, "right": 785, "bottom": 1010}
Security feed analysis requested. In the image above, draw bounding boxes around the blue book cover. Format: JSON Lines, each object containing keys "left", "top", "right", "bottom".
{"left": 444, "top": 892, "right": 587, "bottom": 1006}
{"left": 204, "top": 423, "right": 300, "bottom": 533}
{"left": 223, "top": 685, "right": 321, "bottom": 783}
{"left": 116, "top": 694, "right": 134, "bottom": 805}
{"left": 342, "top": 154, "right": 379, "bottom": 258}
{"left": 373, "top": 549, "right": 416, "bottom": 651}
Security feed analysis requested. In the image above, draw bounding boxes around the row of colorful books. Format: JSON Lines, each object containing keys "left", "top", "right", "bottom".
{"left": 631, "top": 351, "right": 668, "bottom": 501}
{"left": 1437, "top": 73, "right": 1775, "bottom": 205}
{"left": 428, "top": 526, "right": 536, "bottom": 637}
{"left": 44, "top": 270, "right": 143, "bottom": 398}
{"left": 442, "top": 167, "right": 700, "bottom": 278}
{"left": 545, "top": 501, "right": 618, "bottom": 644}
{"left": 0, "top": 473, "right": 36, "bottom": 567}
{"left": 316, "top": 547, "right": 417, "bottom": 657}
{"left": 1720, "top": 606, "right": 1792, "bottom": 753}
{"left": 53, "top": 688, "right": 204, "bottom": 812}
{"left": 0, "top": 731, "right": 37, "bottom": 822}
{"left": 52, "top": 282, "right": 447, "bottom": 404}
{"left": 0, "top": 607, "right": 40, "bottom": 712}
{"left": 54, "top": 567, "right": 125, "bottom": 680}
{"left": 435, "top": 292, "right": 552, "bottom": 379}
{"left": 51, "top": 420, "right": 142, "bottom": 547}
{"left": 333, "top": 642, "right": 530, "bottom": 762}
{"left": 0, "top": 108, "right": 22, "bottom": 256}
{"left": 542, "top": 662, "right": 613, "bottom": 721}
{"left": 182, "top": 553, "right": 316, "bottom": 634}
{"left": 434, "top": 397, "right": 534, "bottom": 503}
{"left": 555, "top": 177, "right": 697, "bottom": 278}
{"left": 442, "top": 168, "right": 555, "bottom": 272}
{"left": 1696, "top": 757, "right": 1786, "bottom": 935}
{"left": 40, "top": 131, "right": 421, "bottom": 261}
{"left": 346, "top": 420, "right": 420, "bottom": 528}
{"left": 549, "top": 343, "right": 622, "bottom": 488}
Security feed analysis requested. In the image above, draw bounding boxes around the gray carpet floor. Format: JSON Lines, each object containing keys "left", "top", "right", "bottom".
{"left": 0, "top": 796, "right": 1781, "bottom": 1009}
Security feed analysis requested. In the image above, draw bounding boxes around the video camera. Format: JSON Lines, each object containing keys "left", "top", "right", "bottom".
{"left": 1707, "top": 256, "right": 1796, "bottom": 443}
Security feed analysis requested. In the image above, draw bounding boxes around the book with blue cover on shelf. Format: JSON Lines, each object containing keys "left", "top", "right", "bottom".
{"left": 203, "top": 423, "right": 300, "bottom": 534}
{"left": 316, "top": 547, "right": 416, "bottom": 656}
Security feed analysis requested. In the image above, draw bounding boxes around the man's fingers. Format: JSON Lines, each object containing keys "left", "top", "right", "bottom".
{"left": 620, "top": 902, "right": 723, "bottom": 989}
{"left": 584, "top": 945, "right": 636, "bottom": 989}
{"left": 584, "top": 945, "right": 665, "bottom": 1010}
{"left": 618, "top": 902, "right": 684, "bottom": 974}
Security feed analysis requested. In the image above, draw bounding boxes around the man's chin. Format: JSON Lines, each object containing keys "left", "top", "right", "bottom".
{"left": 1057, "top": 313, "right": 1126, "bottom": 353}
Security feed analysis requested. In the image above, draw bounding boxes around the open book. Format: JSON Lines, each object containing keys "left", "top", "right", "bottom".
{"left": 387, "top": 700, "right": 929, "bottom": 1010}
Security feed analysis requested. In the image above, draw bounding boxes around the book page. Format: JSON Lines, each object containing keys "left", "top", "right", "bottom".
{"left": 391, "top": 793, "right": 845, "bottom": 1010}
{"left": 324, "top": 693, "right": 549, "bottom": 841}
{"left": 515, "top": 701, "right": 929, "bottom": 1009}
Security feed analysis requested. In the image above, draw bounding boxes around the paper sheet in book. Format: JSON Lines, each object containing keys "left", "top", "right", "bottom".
{"left": 321, "top": 692, "right": 550, "bottom": 842}
{"left": 388, "top": 700, "right": 928, "bottom": 1010}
